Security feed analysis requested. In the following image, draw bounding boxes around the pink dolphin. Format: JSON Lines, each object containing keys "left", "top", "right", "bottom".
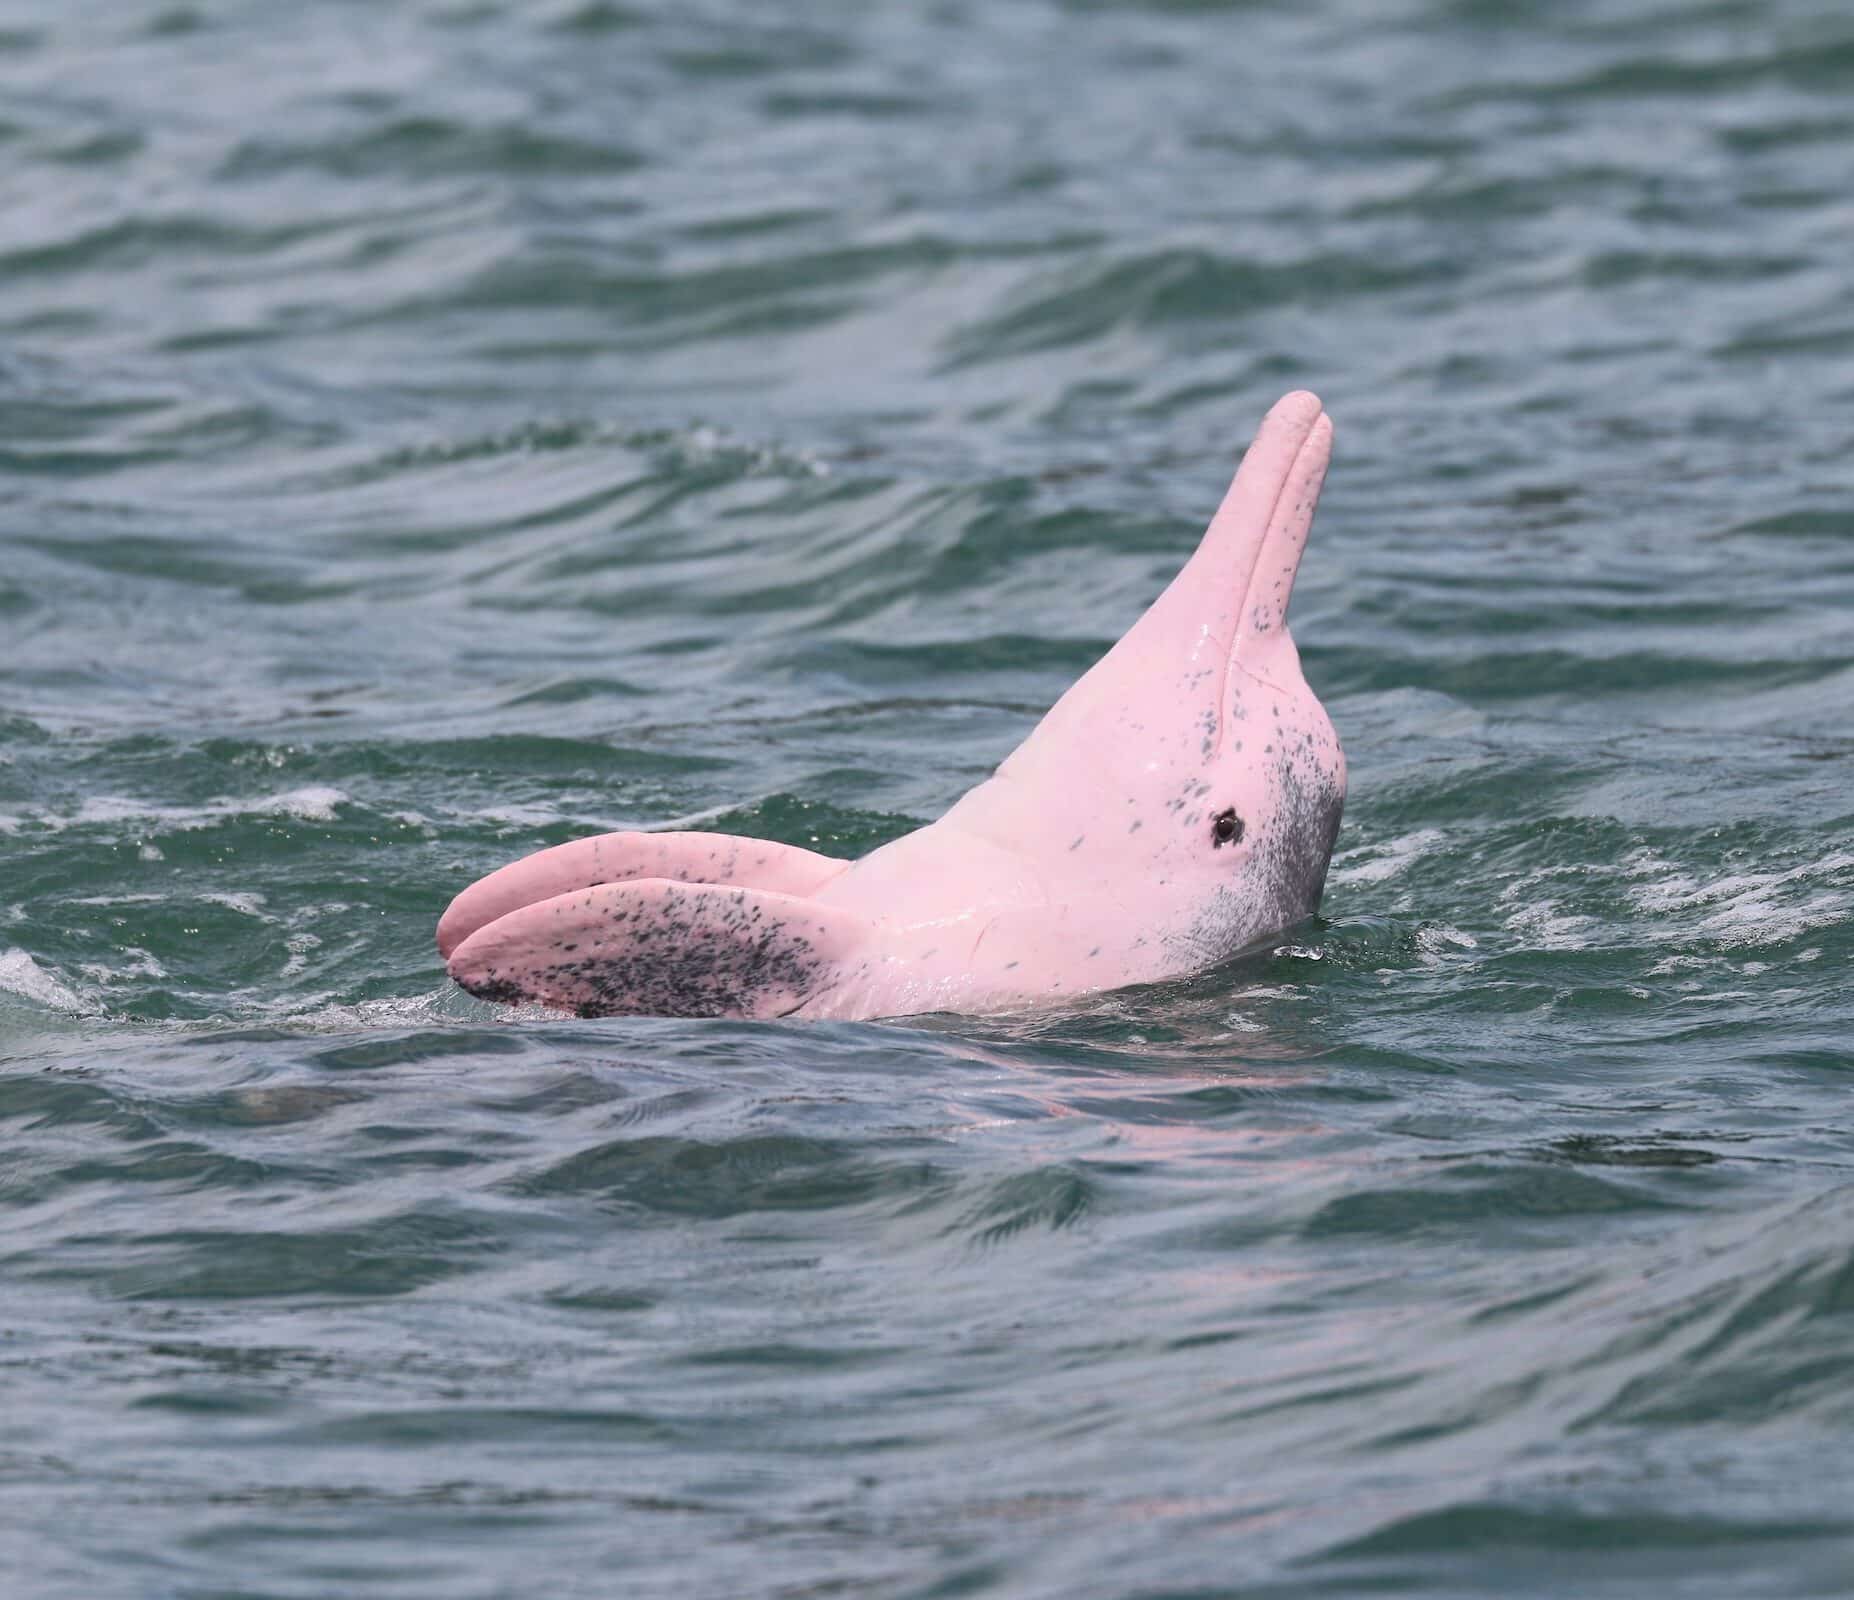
{"left": 440, "top": 391, "right": 1345, "bottom": 1021}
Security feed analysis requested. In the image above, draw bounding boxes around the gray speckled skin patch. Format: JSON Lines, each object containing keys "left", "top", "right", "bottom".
{"left": 1246, "top": 757, "right": 1344, "bottom": 929}
{"left": 1170, "top": 751, "right": 1344, "bottom": 969}
{"left": 451, "top": 883, "right": 863, "bottom": 1020}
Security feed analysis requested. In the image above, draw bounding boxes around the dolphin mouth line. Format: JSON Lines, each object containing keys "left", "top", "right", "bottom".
{"left": 1213, "top": 399, "right": 1330, "bottom": 756}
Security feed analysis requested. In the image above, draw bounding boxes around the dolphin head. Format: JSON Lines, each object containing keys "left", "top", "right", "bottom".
{"left": 948, "top": 392, "right": 1345, "bottom": 972}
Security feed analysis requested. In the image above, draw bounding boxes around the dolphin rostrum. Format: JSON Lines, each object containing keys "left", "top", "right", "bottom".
{"left": 439, "top": 391, "right": 1345, "bottom": 1021}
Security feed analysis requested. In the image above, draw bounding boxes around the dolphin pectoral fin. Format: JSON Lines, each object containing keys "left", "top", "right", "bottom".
{"left": 436, "top": 832, "right": 850, "bottom": 960}
{"left": 446, "top": 879, "right": 873, "bottom": 1020}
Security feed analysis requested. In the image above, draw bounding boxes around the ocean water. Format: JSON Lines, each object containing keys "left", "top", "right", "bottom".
{"left": 3, "top": 0, "right": 1853, "bottom": 1594}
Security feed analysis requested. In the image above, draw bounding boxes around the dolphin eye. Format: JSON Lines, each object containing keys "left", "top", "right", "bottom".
{"left": 1212, "top": 809, "right": 1243, "bottom": 848}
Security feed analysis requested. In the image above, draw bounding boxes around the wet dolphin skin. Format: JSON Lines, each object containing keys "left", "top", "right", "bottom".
{"left": 441, "top": 391, "right": 1344, "bottom": 1020}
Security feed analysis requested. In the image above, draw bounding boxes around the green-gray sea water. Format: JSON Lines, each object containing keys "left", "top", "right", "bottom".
{"left": 4, "top": 2, "right": 1853, "bottom": 1595}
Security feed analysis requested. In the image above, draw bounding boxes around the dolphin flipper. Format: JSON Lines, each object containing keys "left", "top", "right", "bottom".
{"left": 437, "top": 832, "right": 849, "bottom": 960}
{"left": 446, "top": 879, "right": 872, "bottom": 1019}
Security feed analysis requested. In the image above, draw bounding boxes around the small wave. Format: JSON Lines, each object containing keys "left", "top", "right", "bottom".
{"left": 1415, "top": 924, "right": 1479, "bottom": 963}
{"left": 28, "top": 786, "right": 353, "bottom": 835}
{"left": 943, "top": 246, "right": 1450, "bottom": 366}
{"left": 77, "top": 947, "right": 167, "bottom": 984}
{"left": 1501, "top": 895, "right": 1605, "bottom": 953}
{"left": 0, "top": 949, "right": 87, "bottom": 1014}
{"left": 219, "top": 118, "right": 644, "bottom": 183}
{"left": 1626, "top": 846, "right": 1853, "bottom": 949}
{"left": 0, "top": 213, "right": 326, "bottom": 283}
{"left": 1329, "top": 827, "right": 1445, "bottom": 887}
{"left": 197, "top": 891, "right": 274, "bottom": 920}
{"left": 279, "top": 993, "right": 498, "bottom": 1033}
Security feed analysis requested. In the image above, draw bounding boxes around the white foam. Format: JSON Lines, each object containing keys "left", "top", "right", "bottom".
{"left": 1497, "top": 868, "right": 1602, "bottom": 951}
{"left": 1648, "top": 954, "right": 1710, "bottom": 976}
{"left": 279, "top": 992, "right": 476, "bottom": 1032}
{"left": 198, "top": 892, "right": 273, "bottom": 920}
{"left": 1502, "top": 898, "right": 1603, "bottom": 952}
{"left": 280, "top": 932, "right": 322, "bottom": 980}
{"left": 78, "top": 947, "right": 167, "bottom": 983}
{"left": 61, "top": 786, "right": 351, "bottom": 834}
{"left": 1329, "top": 828, "right": 1444, "bottom": 887}
{"left": 0, "top": 950, "right": 87, "bottom": 1013}
{"left": 476, "top": 802, "right": 576, "bottom": 830}
{"left": 647, "top": 801, "right": 741, "bottom": 832}
{"left": 1627, "top": 847, "right": 1852, "bottom": 950}
{"left": 1417, "top": 924, "right": 1479, "bottom": 962}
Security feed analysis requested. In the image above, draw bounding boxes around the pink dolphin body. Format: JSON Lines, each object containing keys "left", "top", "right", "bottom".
{"left": 440, "top": 391, "right": 1345, "bottom": 1021}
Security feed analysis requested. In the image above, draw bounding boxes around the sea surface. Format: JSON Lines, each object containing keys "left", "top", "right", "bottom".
{"left": 3, "top": 1, "right": 1853, "bottom": 1595}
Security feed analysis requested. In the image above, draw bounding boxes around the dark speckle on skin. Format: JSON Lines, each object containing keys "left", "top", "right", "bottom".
{"left": 462, "top": 977, "right": 530, "bottom": 1007}
{"left": 1070, "top": 834, "right": 1086, "bottom": 851}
